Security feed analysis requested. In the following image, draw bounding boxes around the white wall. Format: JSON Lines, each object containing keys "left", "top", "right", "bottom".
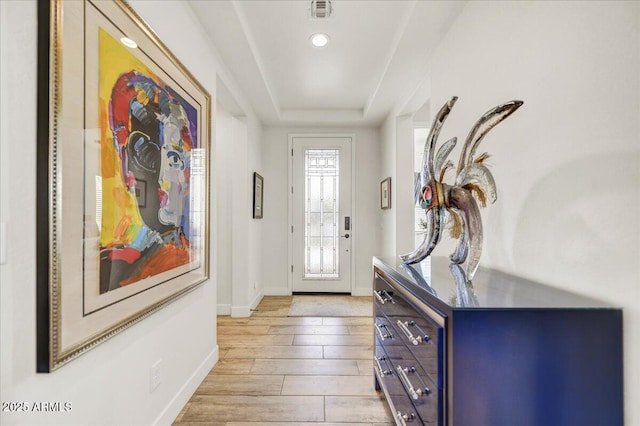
{"left": 379, "top": 117, "right": 397, "bottom": 256}
{"left": 384, "top": 1, "right": 639, "bottom": 423}
{"left": 245, "top": 117, "right": 264, "bottom": 309}
{"left": 261, "top": 127, "right": 380, "bottom": 296}
{"left": 230, "top": 116, "right": 264, "bottom": 316}
{"left": 379, "top": 115, "right": 417, "bottom": 257}
{"left": 215, "top": 104, "right": 233, "bottom": 314}
{"left": 0, "top": 1, "right": 261, "bottom": 424}
{"left": 216, "top": 109, "right": 263, "bottom": 316}
{"left": 229, "top": 116, "right": 250, "bottom": 314}
{"left": 395, "top": 115, "right": 416, "bottom": 256}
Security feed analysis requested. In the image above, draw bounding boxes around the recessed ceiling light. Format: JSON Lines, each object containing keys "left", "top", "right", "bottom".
{"left": 120, "top": 37, "right": 138, "bottom": 49}
{"left": 310, "top": 33, "right": 329, "bottom": 48}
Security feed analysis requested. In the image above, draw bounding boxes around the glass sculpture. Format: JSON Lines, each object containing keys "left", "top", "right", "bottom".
{"left": 401, "top": 96, "right": 523, "bottom": 279}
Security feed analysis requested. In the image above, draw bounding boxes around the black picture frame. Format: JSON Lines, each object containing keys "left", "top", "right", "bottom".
{"left": 253, "top": 172, "right": 264, "bottom": 219}
{"left": 381, "top": 177, "right": 391, "bottom": 209}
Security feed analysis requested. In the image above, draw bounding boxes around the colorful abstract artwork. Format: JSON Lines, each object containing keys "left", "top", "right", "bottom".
{"left": 98, "top": 29, "right": 198, "bottom": 293}
{"left": 37, "top": 0, "right": 210, "bottom": 372}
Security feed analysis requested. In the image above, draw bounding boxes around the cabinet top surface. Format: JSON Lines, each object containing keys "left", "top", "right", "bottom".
{"left": 374, "top": 256, "right": 617, "bottom": 310}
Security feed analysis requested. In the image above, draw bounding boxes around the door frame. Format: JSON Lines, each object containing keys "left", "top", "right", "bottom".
{"left": 287, "top": 133, "right": 357, "bottom": 294}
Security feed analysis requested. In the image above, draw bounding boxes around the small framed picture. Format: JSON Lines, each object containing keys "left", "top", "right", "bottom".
{"left": 253, "top": 172, "right": 264, "bottom": 219}
{"left": 381, "top": 177, "right": 391, "bottom": 210}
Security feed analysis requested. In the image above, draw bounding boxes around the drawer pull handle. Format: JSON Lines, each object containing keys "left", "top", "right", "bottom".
{"left": 396, "top": 365, "right": 420, "bottom": 400}
{"left": 397, "top": 365, "right": 431, "bottom": 400}
{"left": 374, "top": 289, "right": 395, "bottom": 304}
{"left": 408, "top": 366, "right": 432, "bottom": 396}
{"left": 396, "top": 410, "right": 416, "bottom": 425}
{"left": 374, "top": 356, "right": 392, "bottom": 376}
{"left": 384, "top": 290, "right": 395, "bottom": 304}
{"left": 374, "top": 290, "right": 387, "bottom": 304}
{"left": 375, "top": 322, "right": 393, "bottom": 340}
{"left": 408, "top": 320, "right": 432, "bottom": 343}
{"left": 397, "top": 320, "right": 420, "bottom": 345}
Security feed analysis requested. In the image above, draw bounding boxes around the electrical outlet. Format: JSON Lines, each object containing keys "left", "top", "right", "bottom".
{"left": 150, "top": 359, "right": 162, "bottom": 392}
{"left": 253, "top": 282, "right": 257, "bottom": 290}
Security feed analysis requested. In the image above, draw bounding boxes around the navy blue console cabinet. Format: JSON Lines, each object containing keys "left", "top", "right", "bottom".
{"left": 373, "top": 256, "right": 623, "bottom": 426}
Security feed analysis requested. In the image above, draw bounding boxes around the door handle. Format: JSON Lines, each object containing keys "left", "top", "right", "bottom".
{"left": 341, "top": 234, "right": 350, "bottom": 239}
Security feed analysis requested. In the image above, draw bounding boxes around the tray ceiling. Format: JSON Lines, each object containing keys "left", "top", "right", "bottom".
{"left": 189, "top": 0, "right": 466, "bottom": 126}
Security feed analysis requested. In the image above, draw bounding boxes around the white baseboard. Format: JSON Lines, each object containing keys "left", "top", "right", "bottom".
{"left": 217, "top": 304, "right": 231, "bottom": 315}
{"left": 250, "top": 290, "right": 264, "bottom": 310}
{"left": 231, "top": 290, "right": 265, "bottom": 317}
{"left": 231, "top": 305, "right": 250, "bottom": 317}
{"left": 351, "top": 287, "right": 373, "bottom": 297}
{"left": 154, "top": 345, "right": 219, "bottom": 425}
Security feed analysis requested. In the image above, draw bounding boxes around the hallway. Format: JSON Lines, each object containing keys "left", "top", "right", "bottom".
{"left": 173, "top": 296, "right": 394, "bottom": 425}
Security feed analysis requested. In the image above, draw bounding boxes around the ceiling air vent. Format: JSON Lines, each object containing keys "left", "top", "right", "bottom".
{"left": 310, "top": 0, "right": 332, "bottom": 19}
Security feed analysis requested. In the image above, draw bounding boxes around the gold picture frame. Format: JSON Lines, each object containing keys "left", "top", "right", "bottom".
{"left": 37, "top": 0, "right": 211, "bottom": 371}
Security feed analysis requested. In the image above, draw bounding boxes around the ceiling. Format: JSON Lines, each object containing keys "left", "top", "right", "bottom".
{"left": 189, "top": 0, "right": 466, "bottom": 127}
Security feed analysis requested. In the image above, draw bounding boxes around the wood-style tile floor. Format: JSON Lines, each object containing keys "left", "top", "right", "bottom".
{"left": 173, "top": 296, "right": 394, "bottom": 425}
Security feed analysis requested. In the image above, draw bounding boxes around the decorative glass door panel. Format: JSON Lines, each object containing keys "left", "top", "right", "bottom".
{"left": 305, "top": 149, "right": 339, "bottom": 279}
{"left": 292, "top": 137, "right": 352, "bottom": 293}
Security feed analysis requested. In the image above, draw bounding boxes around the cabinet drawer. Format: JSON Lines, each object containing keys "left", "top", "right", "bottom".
{"left": 374, "top": 315, "right": 403, "bottom": 347}
{"left": 377, "top": 311, "right": 440, "bottom": 382}
{"left": 374, "top": 343, "right": 407, "bottom": 396}
{"left": 375, "top": 278, "right": 443, "bottom": 385}
{"left": 375, "top": 274, "right": 443, "bottom": 340}
{"left": 376, "top": 341, "right": 439, "bottom": 424}
{"left": 383, "top": 344, "right": 436, "bottom": 387}
{"left": 375, "top": 365, "right": 422, "bottom": 425}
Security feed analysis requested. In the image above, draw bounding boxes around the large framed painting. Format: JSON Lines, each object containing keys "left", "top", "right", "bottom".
{"left": 37, "top": 0, "right": 211, "bottom": 372}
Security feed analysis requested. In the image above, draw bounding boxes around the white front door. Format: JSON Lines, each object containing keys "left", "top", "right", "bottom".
{"left": 291, "top": 136, "right": 352, "bottom": 293}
